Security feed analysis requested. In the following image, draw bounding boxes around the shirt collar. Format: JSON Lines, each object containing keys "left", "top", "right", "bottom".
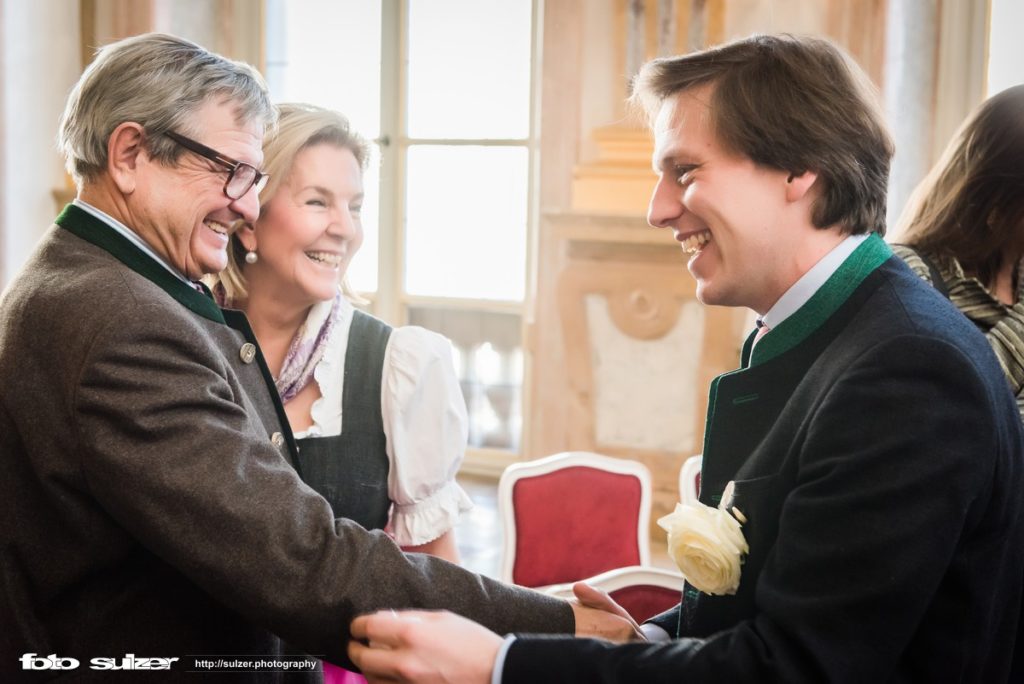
{"left": 56, "top": 203, "right": 225, "bottom": 324}
{"left": 72, "top": 198, "right": 192, "bottom": 285}
{"left": 760, "top": 233, "right": 870, "bottom": 330}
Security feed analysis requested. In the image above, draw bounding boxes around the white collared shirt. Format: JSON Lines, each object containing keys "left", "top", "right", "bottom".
{"left": 72, "top": 198, "right": 192, "bottom": 285}
{"left": 759, "top": 233, "right": 870, "bottom": 330}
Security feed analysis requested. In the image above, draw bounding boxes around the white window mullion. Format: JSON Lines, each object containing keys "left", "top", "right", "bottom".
{"left": 519, "top": 0, "right": 543, "bottom": 458}
{"left": 375, "top": 0, "right": 406, "bottom": 325}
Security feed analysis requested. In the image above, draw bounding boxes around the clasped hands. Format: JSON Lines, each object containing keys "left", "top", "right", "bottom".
{"left": 348, "top": 582, "right": 645, "bottom": 683}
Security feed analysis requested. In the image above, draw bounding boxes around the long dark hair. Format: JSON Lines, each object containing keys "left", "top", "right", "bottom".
{"left": 894, "top": 85, "right": 1024, "bottom": 288}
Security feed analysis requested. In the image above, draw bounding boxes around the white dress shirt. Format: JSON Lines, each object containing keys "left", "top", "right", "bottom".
{"left": 760, "top": 233, "right": 870, "bottom": 330}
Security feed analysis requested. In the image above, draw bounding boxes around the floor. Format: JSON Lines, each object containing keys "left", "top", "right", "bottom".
{"left": 454, "top": 474, "right": 505, "bottom": 578}
{"left": 454, "top": 474, "right": 676, "bottom": 580}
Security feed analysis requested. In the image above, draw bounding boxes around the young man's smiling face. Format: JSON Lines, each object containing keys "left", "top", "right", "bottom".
{"left": 647, "top": 84, "right": 823, "bottom": 315}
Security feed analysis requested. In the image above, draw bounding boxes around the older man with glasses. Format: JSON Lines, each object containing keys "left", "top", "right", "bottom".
{"left": 0, "top": 33, "right": 632, "bottom": 681}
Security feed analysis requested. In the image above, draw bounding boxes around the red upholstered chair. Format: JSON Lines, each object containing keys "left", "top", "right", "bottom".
{"left": 544, "top": 565, "right": 684, "bottom": 623}
{"left": 679, "top": 454, "right": 702, "bottom": 505}
{"left": 498, "top": 451, "right": 652, "bottom": 587}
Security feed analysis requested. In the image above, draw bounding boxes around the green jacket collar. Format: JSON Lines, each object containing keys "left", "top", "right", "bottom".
{"left": 56, "top": 204, "right": 225, "bottom": 324}
{"left": 742, "top": 233, "right": 891, "bottom": 368}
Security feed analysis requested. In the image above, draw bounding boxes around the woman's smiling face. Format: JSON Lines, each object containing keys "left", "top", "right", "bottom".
{"left": 247, "top": 143, "right": 365, "bottom": 306}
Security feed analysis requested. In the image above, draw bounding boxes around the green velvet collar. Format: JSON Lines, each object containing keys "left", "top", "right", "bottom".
{"left": 56, "top": 204, "right": 225, "bottom": 324}
{"left": 743, "top": 233, "right": 892, "bottom": 368}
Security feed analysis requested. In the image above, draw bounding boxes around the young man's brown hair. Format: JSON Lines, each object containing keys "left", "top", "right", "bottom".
{"left": 632, "top": 33, "right": 893, "bottom": 236}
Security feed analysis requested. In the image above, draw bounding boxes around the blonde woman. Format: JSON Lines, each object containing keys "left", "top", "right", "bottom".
{"left": 209, "top": 103, "right": 472, "bottom": 682}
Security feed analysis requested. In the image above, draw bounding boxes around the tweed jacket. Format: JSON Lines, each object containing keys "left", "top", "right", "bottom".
{"left": 505, "top": 235, "right": 1024, "bottom": 683}
{"left": 0, "top": 206, "right": 572, "bottom": 682}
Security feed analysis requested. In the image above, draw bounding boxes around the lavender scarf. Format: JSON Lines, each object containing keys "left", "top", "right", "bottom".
{"left": 214, "top": 283, "right": 342, "bottom": 403}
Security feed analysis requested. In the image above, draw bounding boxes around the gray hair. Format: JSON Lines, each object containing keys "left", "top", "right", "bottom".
{"left": 58, "top": 33, "right": 276, "bottom": 186}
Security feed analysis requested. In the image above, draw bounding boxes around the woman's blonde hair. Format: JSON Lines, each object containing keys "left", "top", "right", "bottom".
{"left": 215, "top": 102, "right": 371, "bottom": 304}
{"left": 893, "top": 85, "right": 1024, "bottom": 287}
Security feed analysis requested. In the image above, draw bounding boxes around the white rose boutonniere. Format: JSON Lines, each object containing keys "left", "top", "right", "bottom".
{"left": 657, "top": 482, "right": 749, "bottom": 596}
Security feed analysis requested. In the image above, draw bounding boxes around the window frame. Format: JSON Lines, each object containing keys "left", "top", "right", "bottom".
{"left": 266, "top": 0, "right": 542, "bottom": 466}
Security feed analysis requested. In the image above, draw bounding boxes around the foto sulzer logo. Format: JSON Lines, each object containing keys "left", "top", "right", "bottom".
{"left": 20, "top": 653, "right": 180, "bottom": 671}
{"left": 20, "top": 654, "right": 79, "bottom": 670}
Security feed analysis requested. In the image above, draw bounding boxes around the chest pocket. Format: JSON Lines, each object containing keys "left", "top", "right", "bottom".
{"left": 720, "top": 474, "right": 780, "bottom": 554}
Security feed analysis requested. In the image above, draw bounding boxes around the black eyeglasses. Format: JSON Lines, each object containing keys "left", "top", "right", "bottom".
{"left": 164, "top": 130, "right": 269, "bottom": 200}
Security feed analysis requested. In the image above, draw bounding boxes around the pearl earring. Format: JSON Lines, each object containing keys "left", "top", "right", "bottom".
{"left": 245, "top": 250, "right": 258, "bottom": 265}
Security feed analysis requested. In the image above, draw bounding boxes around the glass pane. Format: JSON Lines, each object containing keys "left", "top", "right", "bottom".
{"left": 407, "top": 0, "right": 532, "bottom": 139}
{"left": 987, "top": 0, "right": 1024, "bottom": 96}
{"left": 346, "top": 143, "right": 380, "bottom": 294}
{"left": 407, "top": 307, "right": 523, "bottom": 451}
{"left": 405, "top": 146, "right": 528, "bottom": 300}
{"left": 268, "top": 0, "right": 382, "bottom": 139}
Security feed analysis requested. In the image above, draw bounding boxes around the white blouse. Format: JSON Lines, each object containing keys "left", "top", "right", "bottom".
{"left": 293, "top": 299, "right": 473, "bottom": 546}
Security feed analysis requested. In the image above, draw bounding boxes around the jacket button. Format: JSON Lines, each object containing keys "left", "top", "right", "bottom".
{"left": 271, "top": 432, "right": 285, "bottom": 448}
{"left": 240, "top": 343, "right": 257, "bottom": 364}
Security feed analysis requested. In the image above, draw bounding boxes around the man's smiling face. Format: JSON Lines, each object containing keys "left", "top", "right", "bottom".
{"left": 647, "top": 84, "right": 805, "bottom": 314}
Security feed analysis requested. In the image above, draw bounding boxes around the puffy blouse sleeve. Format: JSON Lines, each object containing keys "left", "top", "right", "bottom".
{"left": 382, "top": 325, "right": 474, "bottom": 546}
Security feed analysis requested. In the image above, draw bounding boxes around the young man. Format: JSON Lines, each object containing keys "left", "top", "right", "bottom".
{"left": 348, "top": 34, "right": 1024, "bottom": 683}
{"left": 0, "top": 34, "right": 631, "bottom": 681}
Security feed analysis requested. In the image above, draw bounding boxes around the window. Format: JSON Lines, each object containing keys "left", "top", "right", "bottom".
{"left": 265, "top": 0, "right": 536, "bottom": 454}
{"left": 986, "top": 0, "right": 1024, "bottom": 96}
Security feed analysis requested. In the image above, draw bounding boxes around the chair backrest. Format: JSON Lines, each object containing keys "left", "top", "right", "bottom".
{"left": 544, "top": 565, "right": 684, "bottom": 623}
{"left": 498, "top": 451, "right": 652, "bottom": 587}
{"left": 679, "top": 454, "right": 702, "bottom": 505}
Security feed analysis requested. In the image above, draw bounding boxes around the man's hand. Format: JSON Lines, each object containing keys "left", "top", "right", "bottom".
{"left": 570, "top": 582, "right": 645, "bottom": 642}
{"left": 350, "top": 610, "right": 500, "bottom": 684}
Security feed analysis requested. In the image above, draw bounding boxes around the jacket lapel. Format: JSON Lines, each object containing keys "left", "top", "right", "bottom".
{"left": 56, "top": 204, "right": 300, "bottom": 469}
{"left": 700, "top": 234, "right": 892, "bottom": 496}
{"left": 56, "top": 204, "right": 225, "bottom": 324}
{"left": 221, "top": 308, "right": 302, "bottom": 472}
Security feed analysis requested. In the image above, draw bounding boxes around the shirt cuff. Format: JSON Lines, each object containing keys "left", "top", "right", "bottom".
{"left": 390, "top": 479, "right": 474, "bottom": 546}
{"left": 491, "top": 635, "right": 516, "bottom": 684}
{"left": 641, "top": 623, "right": 671, "bottom": 642}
